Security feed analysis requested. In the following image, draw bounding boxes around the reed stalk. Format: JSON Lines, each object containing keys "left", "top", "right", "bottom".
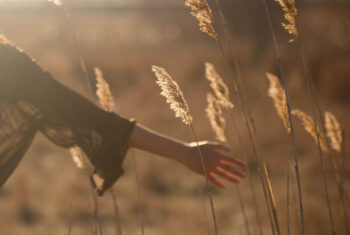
{"left": 260, "top": 1, "right": 305, "bottom": 233}
{"left": 230, "top": 112, "right": 263, "bottom": 235}
{"left": 200, "top": 1, "right": 281, "bottom": 234}
{"left": 190, "top": 124, "right": 219, "bottom": 235}
{"left": 152, "top": 65, "right": 218, "bottom": 235}
{"left": 296, "top": 35, "right": 337, "bottom": 235}
{"left": 204, "top": 84, "right": 250, "bottom": 235}
{"left": 132, "top": 151, "right": 145, "bottom": 235}
{"left": 48, "top": 3, "right": 105, "bottom": 234}
{"left": 110, "top": 188, "right": 123, "bottom": 235}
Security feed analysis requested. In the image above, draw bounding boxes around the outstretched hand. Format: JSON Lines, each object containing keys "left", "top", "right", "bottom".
{"left": 129, "top": 124, "right": 247, "bottom": 188}
{"left": 179, "top": 141, "right": 247, "bottom": 188}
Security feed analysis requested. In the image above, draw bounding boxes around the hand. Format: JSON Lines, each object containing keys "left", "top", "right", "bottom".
{"left": 179, "top": 141, "right": 247, "bottom": 188}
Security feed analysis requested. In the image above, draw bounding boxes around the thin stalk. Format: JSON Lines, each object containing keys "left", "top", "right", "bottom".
{"left": 61, "top": 4, "right": 95, "bottom": 96}
{"left": 68, "top": 172, "right": 82, "bottom": 235}
{"left": 55, "top": 3, "right": 105, "bottom": 234}
{"left": 235, "top": 186, "right": 251, "bottom": 235}
{"left": 224, "top": 113, "right": 251, "bottom": 235}
{"left": 58, "top": 4, "right": 149, "bottom": 235}
{"left": 230, "top": 111, "right": 263, "bottom": 235}
{"left": 297, "top": 38, "right": 336, "bottom": 235}
{"left": 80, "top": 154, "right": 104, "bottom": 235}
{"left": 132, "top": 151, "right": 145, "bottom": 235}
{"left": 291, "top": 165, "right": 301, "bottom": 235}
{"left": 110, "top": 188, "right": 122, "bottom": 235}
{"left": 286, "top": 159, "right": 291, "bottom": 235}
{"left": 190, "top": 123, "right": 218, "bottom": 235}
{"left": 223, "top": 40, "right": 280, "bottom": 234}
{"left": 68, "top": 198, "right": 73, "bottom": 235}
{"left": 259, "top": 1, "right": 305, "bottom": 234}
{"left": 341, "top": 131, "right": 350, "bottom": 234}
{"left": 302, "top": 54, "right": 349, "bottom": 233}
{"left": 210, "top": 1, "right": 281, "bottom": 233}
{"left": 288, "top": 1, "right": 350, "bottom": 231}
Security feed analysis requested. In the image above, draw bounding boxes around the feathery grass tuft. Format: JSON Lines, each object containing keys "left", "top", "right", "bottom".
{"left": 292, "top": 109, "right": 328, "bottom": 152}
{"left": 206, "top": 93, "right": 227, "bottom": 143}
{"left": 95, "top": 67, "right": 115, "bottom": 112}
{"left": 185, "top": 0, "right": 218, "bottom": 41}
{"left": 275, "top": 0, "right": 299, "bottom": 42}
{"left": 152, "top": 65, "right": 193, "bottom": 125}
{"left": 324, "top": 112, "right": 342, "bottom": 153}
{"left": 205, "top": 62, "right": 234, "bottom": 109}
{"left": 266, "top": 72, "right": 290, "bottom": 133}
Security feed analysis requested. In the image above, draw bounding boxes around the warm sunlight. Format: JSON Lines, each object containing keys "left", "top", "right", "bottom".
{"left": 0, "top": 0, "right": 348, "bottom": 234}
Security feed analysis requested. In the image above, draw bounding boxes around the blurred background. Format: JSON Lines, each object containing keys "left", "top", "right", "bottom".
{"left": 0, "top": 0, "right": 349, "bottom": 234}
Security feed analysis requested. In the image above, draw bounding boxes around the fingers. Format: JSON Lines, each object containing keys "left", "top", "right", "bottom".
{"left": 215, "top": 167, "right": 243, "bottom": 184}
{"left": 217, "top": 163, "right": 246, "bottom": 178}
{"left": 218, "top": 153, "right": 247, "bottom": 169}
{"left": 208, "top": 172, "right": 226, "bottom": 188}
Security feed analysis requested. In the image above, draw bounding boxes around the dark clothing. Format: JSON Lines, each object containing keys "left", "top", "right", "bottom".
{"left": 0, "top": 41, "right": 135, "bottom": 196}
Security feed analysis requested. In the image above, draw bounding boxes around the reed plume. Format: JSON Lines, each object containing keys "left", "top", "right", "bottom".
{"left": 205, "top": 62, "right": 234, "bottom": 109}
{"left": 185, "top": 0, "right": 218, "bottom": 41}
{"left": 48, "top": 0, "right": 62, "bottom": 6}
{"left": 275, "top": 0, "right": 299, "bottom": 42}
{"left": 95, "top": 67, "right": 115, "bottom": 112}
{"left": 292, "top": 109, "right": 328, "bottom": 152}
{"left": 206, "top": 93, "right": 227, "bottom": 143}
{"left": 152, "top": 65, "right": 193, "bottom": 125}
{"left": 324, "top": 112, "right": 342, "bottom": 153}
{"left": 69, "top": 146, "right": 84, "bottom": 169}
{"left": 152, "top": 65, "right": 218, "bottom": 234}
{"left": 266, "top": 72, "right": 290, "bottom": 133}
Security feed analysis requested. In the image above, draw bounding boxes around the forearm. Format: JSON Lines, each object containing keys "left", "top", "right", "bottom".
{"left": 128, "top": 123, "right": 190, "bottom": 162}
{"left": 128, "top": 123, "right": 247, "bottom": 187}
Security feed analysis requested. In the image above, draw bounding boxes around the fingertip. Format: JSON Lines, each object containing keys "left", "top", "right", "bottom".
{"left": 209, "top": 173, "right": 226, "bottom": 189}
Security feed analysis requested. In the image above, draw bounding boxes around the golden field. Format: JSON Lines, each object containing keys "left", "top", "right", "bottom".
{"left": 0, "top": 1, "right": 349, "bottom": 234}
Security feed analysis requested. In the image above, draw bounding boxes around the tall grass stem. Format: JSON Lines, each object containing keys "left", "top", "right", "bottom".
{"left": 190, "top": 123, "right": 218, "bottom": 235}
{"left": 132, "top": 151, "right": 145, "bottom": 235}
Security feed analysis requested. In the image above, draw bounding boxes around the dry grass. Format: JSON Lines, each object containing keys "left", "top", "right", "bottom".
{"left": 0, "top": 4, "right": 348, "bottom": 235}
{"left": 205, "top": 92, "right": 227, "bottom": 143}
{"left": 292, "top": 109, "right": 329, "bottom": 153}
{"left": 205, "top": 62, "right": 234, "bottom": 110}
{"left": 95, "top": 67, "right": 115, "bottom": 113}
{"left": 266, "top": 72, "right": 290, "bottom": 133}
{"left": 324, "top": 111, "right": 343, "bottom": 153}
{"left": 274, "top": 0, "right": 299, "bottom": 42}
{"left": 185, "top": 0, "right": 218, "bottom": 40}
{"left": 152, "top": 65, "right": 193, "bottom": 125}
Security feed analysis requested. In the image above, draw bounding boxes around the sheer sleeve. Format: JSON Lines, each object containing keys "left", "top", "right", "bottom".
{"left": 0, "top": 41, "right": 135, "bottom": 196}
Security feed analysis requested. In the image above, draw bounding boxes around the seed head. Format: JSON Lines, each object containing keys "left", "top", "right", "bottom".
{"left": 185, "top": 0, "right": 218, "bottom": 40}
{"left": 292, "top": 109, "right": 328, "bottom": 152}
{"left": 206, "top": 93, "right": 227, "bottom": 143}
{"left": 205, "top": 62, "right": 234, "bottom": 109}
{"left": 95, "top": 67, "right": 115, "bottom": 112}
{"left": 275, "top": 0, "right": 299, "bottom": 42}
{"left": 152, "top": 65, "right": 193, "bottom": 125}
{"left": 266, "top": 72, "right": 290, "bottom": 133}
{"left": 324, "top": 112, "right": 342, "bottom": 153}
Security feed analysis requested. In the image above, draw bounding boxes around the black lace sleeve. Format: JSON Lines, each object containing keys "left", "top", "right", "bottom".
{"left": 0, "top": 41, "right": 135, "bottom": 196}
